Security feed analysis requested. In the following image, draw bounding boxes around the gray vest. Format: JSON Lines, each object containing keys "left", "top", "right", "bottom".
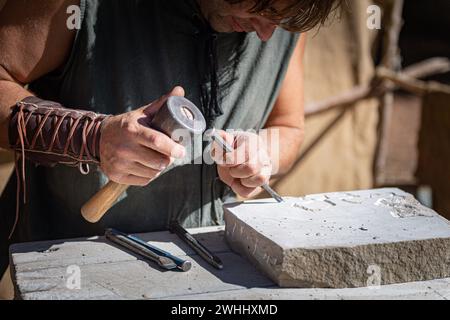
{"left": 2, "top": 0, "right": 298, "bottom": 241}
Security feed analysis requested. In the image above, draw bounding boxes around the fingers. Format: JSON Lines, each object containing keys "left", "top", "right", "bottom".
{"left": 132, "top": 146, "right": 173, "bottom": 171}
{"left": 228, "top": 163, "right": 270, "bottom": 189}
{"left": 111, "top": 174, "right": 154, "bottom": 187}
{"left": 171, "top": 86, "right": 185, "bottom": 97}
{"left": 211, "top": 130, "right": 235, "bottom": 160}
{"left": 217, "top": 165, "right": 265, "bottom": 198}
{"left": 214, "top": 130, "right": 273, "bottom": 198}
{"left": 216, "top": 129, "right": 234, "bottom": 144}
{"left": 229, "top": 162, "right": 262, "bottom": 179}
{"left": 137, "top": 128, "right": 186, "bottom": 159}
{"left": 100, "top": 87, "right": 188, "bottom": 187}
{"left": 241, "top": 174, "right": 270, "bottom": 188}
{"left": 138, "top": 86, "right": 187, "bottom": 159}
{"left": 108, "top": 159, "right": 166, "bottom": 186}
{"left": 230, "top": 179, "right": 263, "bottom": 198}
{"left": 212, "top": 130, "right": 250, "bottom": 167}
{"left": 228, "top": 158, "right": 271, "bottom": 188}
{"left": 143, "top": 86, "right": 185, "bottom": 118}
{"left": 126, "top": 162, "right": 162, "bottom": 180}
{"left": 218, "top": 166, "right": 259, "bottom": 198}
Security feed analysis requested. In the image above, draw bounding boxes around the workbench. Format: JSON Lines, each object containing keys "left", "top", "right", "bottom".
{"left": 9, "top": 226, "right": 450, "bottom": 300}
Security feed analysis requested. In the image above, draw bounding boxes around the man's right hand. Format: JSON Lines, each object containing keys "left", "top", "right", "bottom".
{"left": 99, "top": 87, "right": 187, "bottom": 186}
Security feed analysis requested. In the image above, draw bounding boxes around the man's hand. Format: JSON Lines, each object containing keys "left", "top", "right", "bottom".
{"left": 212, "top": 130, "right": 272, "bottom": 198}
{"left": 100, "top": 87, "right": 187, "bottom": 186}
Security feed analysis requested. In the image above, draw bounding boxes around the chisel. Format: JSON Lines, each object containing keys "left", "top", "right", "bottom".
{"left": 170, "top": 221, "right": 223, "bottom": 270}
{"left": 105, "top": 228, "right": 192, "bottom": 272}
{"left": 210, "top": 129, "right": 285, "bottom": 203}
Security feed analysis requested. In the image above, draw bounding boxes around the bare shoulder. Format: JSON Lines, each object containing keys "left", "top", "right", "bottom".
{"left": 0, "top": 0, "right": 80, "bottom": 84}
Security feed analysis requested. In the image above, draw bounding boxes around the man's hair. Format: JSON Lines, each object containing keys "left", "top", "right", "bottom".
{"left": 225, "top": 0, "right": 344, "bottom": 33}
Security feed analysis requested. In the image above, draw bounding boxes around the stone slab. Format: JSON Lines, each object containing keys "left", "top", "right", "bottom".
{"left": 11, "top": 226, "right": 228, "bottom": 274}
{"left": 10, "top": 227, "right": 274, "bottom": 300}
{"left": 170, "top": 279, "right": 450, "bottom": 300}
{"left": 168, "top": 278, "right": 450, "bottom": 300}
{"left": 224, "top": 188, "right": 450, "bottom": 288}
{"left": 10, "top": 225, "right": 450, "bottom": 300}
{"left": 16, "top": 253, "right": 274, "bottom": 300}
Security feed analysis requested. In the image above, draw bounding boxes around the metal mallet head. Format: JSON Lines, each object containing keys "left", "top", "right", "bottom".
{"left": 151, "top": 96, "right": 206, "bottom": 139}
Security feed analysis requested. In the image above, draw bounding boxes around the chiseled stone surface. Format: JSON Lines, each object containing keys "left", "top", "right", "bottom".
{"left": 224, "top": 188, "right": 450, "bottom": 288}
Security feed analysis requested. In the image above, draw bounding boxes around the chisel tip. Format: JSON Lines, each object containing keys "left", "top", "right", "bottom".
{"left": 262, "top": 184, "right": 285, "bottom": 203}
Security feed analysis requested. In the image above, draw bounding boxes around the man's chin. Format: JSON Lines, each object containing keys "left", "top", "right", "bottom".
{"left": 211, "top": 24, "right": 234, "bottom": 33}
{"left": 209, "top": 16, "right": 235, "bottom": 33}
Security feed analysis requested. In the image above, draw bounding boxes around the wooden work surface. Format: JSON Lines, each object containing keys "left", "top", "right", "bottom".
{"left": 9, "top": 226, "right": 450, "bottom": 300}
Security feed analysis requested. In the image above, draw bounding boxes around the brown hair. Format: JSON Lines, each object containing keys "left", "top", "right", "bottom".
{"left": 225, "top": 0, "right": 344, "bottom": 33}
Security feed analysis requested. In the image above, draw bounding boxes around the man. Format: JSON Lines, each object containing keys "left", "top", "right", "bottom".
{"left": 0, "top": 0, "right": 341, "bottom": 279}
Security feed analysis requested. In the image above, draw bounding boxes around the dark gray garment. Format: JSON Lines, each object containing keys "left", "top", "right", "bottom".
{"left": 1, "top": 0, "right": 299, "bottom": 245}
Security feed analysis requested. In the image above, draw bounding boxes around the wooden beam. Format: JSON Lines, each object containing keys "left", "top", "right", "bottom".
{"left": 376, "top": 67, "right": 450, "bottom": 96}
{"left": 304, "top": 58, "right": 450, "bottom": 116}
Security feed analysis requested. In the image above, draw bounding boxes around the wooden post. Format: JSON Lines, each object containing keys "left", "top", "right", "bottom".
{"left": 375, "top": 0, "right": 405, "bottom": 186}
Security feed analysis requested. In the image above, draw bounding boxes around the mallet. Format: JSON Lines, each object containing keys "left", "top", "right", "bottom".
{"left": 81, "top": 96, "right": 207, "bottom": 223}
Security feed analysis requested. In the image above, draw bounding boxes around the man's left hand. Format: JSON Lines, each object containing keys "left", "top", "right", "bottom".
{"left": 212, "top": 130, "right": 272, "bottom": 198}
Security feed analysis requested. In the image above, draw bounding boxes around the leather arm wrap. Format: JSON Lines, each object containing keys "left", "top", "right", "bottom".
{"left": 8, "top": 96, "right": 110, "bottom": 170}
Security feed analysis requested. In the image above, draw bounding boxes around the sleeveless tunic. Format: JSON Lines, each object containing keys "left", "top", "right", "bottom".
{"left": 0, "top": 0, "right": 299, "bottom": 244}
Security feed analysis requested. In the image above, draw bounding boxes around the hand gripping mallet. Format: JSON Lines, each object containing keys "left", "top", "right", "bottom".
{"left": 81, "top": 96, "right": 207, "bottom": 223}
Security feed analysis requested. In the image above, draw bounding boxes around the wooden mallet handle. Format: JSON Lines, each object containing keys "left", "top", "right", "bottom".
{"left": 81, "top": 181, "right": 129, "bottom": 223}
{"left": 80, "top": 96, "right": 206, "bottom": 223}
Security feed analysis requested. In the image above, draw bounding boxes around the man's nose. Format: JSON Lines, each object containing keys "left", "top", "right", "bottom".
{"left": 251, "top": 18, "right": 277, "bottom": 42}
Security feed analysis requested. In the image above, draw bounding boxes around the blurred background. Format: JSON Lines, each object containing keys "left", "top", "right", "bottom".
{"left": 271, "top": 0, "right": 450, "bottom": 221}
{"left": 1, "top": 0, "right": 450, "bottom": 300}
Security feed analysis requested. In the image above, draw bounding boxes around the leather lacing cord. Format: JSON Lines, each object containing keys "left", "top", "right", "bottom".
{"left": 9, "top": 102, "right": 104, "bottom": 239}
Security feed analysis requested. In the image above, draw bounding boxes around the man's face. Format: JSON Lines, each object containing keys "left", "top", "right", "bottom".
{"left": 197, "top": 0, "right": 291, "bottom": 42}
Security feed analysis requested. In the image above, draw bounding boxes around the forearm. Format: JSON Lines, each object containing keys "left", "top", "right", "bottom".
{"left": 261, "top": 125, "right": 304, "bottom": 177}
{"left": 260, "top": 35, "right": 306, "bottom": 178}
{"left": 0, "top": 79, "right": 32, "bottom": 148}
{"left": 1, "top": 77, "right": 108, "bottom": 168}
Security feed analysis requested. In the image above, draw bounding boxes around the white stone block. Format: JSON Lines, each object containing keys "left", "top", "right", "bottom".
{"left": 224, "top": 188, "right": 450, "bottom": 288}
